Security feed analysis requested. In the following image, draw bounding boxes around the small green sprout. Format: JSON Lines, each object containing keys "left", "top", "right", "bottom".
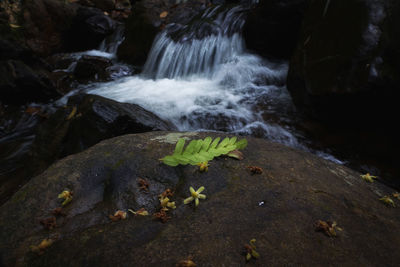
{"left": 184, "top": 186, "right": 206, "bottom": 207}
{"left": 380, "top": 196, "right": 395, "bottom": 207}
{"left": 244, "top": 239, "right": 260, "bottom": 261}
{"left": 360, "top": 173, "right": 378, "bottom": 183}
{"left": 58, "top": 190, "right": 73, "bottom": 206}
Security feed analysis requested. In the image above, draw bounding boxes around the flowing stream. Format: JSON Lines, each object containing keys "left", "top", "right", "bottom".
{"left": 84, "top": 5, "right": 329, "bottom": 155}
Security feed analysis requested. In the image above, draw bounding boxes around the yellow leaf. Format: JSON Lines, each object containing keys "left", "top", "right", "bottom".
{"left": 9, "top": 23, "right": 21, "bottom": 29}
{"left": 160, "top": 11, "right": 168, "bottom": 18}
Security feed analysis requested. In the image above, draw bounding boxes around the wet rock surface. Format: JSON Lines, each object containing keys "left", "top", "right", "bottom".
{"left": 117, "top": 0, "right": 211, "bottom": 66}
{"left": 287, "top": 0, "right": 400, "bottom": 123}
{"left": 243, "top": 0, "right": 308, "bottom": 59}
{"left": 1, "top": 131, "right": 399, "bottom": 266}
{"left": 0, "top": 94, "right": 175, "bottom": 206}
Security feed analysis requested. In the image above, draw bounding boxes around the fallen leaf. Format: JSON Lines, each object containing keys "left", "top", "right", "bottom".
{"left": 138, "top": 178, "right": 149, "bottom": 192}
{"left": 315, "top": 220, "right": 340, "bottom": 237}
{"left": 109, "top": 210, "right": 127, "bottom": 221}
{"left": 52, "top": 207, "right": 66, "bottom": 216}
{"left": 247, "top": 166, "right": 263, "bottom": 174}
{"left": 40, "top": 217, "right": 57, "bottom": 230}
{"left": 128, "top": 208, "right": 149, "bottom": 216}
{"left": 153, "top": 209, "right": 170, "bottom": 223}
{"left": 177, "top": 256, "right": 196, "bottom": 267}
{"left": 31, "top": 239, "right": 54, "bottom": 255}
{"left": 380, "top": 196, "right": 395, "bottom": 207}
{"left": 66, "top": 106, "right": 77, "bottom": 120}
{"left": 227, "top": 150, "right": 244, "bottom": 160}
{"left": 160, "top": 11, "right": 168, "bottom": 18}
{"left": 9, "top": 23, "right": 21, "bottom": 28}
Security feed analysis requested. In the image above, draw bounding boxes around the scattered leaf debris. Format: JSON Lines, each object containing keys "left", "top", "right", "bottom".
{"left": 244, "top": 239, "right": 260, "bottom": 261}
{"left": 58, "top": 190, "right": 73, "bottom": 206}
{"left": 30, "top": 239, "right": 54, "bottom": 255}
{"left": 392, "top": 192, "right": 400, "bottom": 200}
{"left": 40, "top": 217, "right": 57, "bottom": 230}
{"left": 153, "top": 209, "right": 171, "bottom": 223}
{"left": 160, "top": 188, "right": 174, "bottom": 198}
{"left": 160, "top": 11, "right": 168, "bottom": 18}
{"left": 247, "top": 166, "right": 263, "bottom": 175}
{"left": 227, "top": 149, "right": 244, "bottom": 160}
{"left": 315, "top": 220, "right": 342, "bottom": 237}
{"left": 380, "top": 196, "right": 395, "bottom": 207}
{"left": 109, "top": 210, "right": 127, "bottom": 221}
{"left": 197, "top": 161, "right": 209, "bottom": 172}
{"left": 128, "top": 208, "right": 149, "bottom": 216}
{"left": 184, "top": 186, "right": 206, "bottom": 207}
{"left": 66, "top": 106, "right": 77, "bottom": 120}
{"left": 138, "top": 178, "right": 149, "bottom": 192}
{"left": 160, "top": 196, "right": 176, "bottom": 211}
{"left": 177, "top": 256, "right": 196, "bottom": 267}
{"left": 360, "top": 173, "right": 378, "bottom": 183}
{"left": 52, "top": 207, "right": 66, "bottom": 217}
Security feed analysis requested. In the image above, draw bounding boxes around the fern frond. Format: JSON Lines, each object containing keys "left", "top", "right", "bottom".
{"left": 161, "top": 137, "right": 247, "bottom": 167}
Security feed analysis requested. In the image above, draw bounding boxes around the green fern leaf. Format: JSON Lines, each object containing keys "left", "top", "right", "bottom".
{"left": 161, "top": 136, "right": 247, "bottom": 167}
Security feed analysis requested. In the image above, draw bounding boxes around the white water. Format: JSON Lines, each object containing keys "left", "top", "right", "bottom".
{"left": 83, "top": 5, "right": 343, "bottom": 163}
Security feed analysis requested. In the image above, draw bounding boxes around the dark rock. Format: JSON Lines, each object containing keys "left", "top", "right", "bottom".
{"left": 0, "top": 94, "right": 175, "bottom": 206}
{"left": 92, "top": 0, "right": 116, "bottom": 12}
{"left": 0, "top": 131, "right": 399, "bottom": 266}
{"left": 74, "top": 55, "right": 112, "bottom": 82}
{"left": 0, "top": 60, "right": 60, "bottom": 104}
{"left": 243, "top": 0, "right": 308, "bottom": 59}
{"left": 117, "top": 0, "right": 208, "bottom": 66}
{"left": 31, "top": 94, "right": 176, "bottom": 173}
{"left": 22, "top": 0, "right": 78, "bottom": 55}
{"left": 66, "top": 7, "right": 118, "bottom": 52}
{"left": 287, "top": 0, "right": 400, "bottom": 125}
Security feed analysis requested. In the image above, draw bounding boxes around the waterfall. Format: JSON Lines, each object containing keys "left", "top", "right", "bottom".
{"left": 142, "top": 5, "right": 247, "bottom": 79}
{"left": 83, "top": 3, "right": 346, "bottom": 164}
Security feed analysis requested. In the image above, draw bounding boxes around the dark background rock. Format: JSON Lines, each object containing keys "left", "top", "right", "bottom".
{"left": 243, "top": 0, "right": 308, "bottom": 59}
{"left": 0, "top": 94, "right": 176, "bottom": 206}
{"left": 0, "top": 59, "right": 60, "bottom": 104}
{"left": 286, "top": 0, "right": 400, "bottom": 186}
{"left": 287, "top": 0, "right": 400, "bottom": 124}
{"left": 117, "top": 0, "right": 209, "bottom": 66}
{"left": 73, "top": 55, "right": 113, "bottom": 82}
{"left": 65, "top": 6, "right": 118, "bottom": 52}
{"left": 0, "top": 132, "right": 399, "bottom": 266}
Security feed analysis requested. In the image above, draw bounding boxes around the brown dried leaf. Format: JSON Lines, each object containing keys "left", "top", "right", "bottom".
{"left": 227, "top": 150, "right": 244, "bottom": 160}
{"left": 160, "top": 188, "right": 174, "bottom": 198}
{"left": 160, "top": 11, "right": 168, "bottom": 18}
{"left": 31, "top": 239, "right": 54, "bottom": 255}
{"left": 40, "top": 217, "right": 57, "bottom": 230}
{"left": 109, "top": 210, "right": 127, "bottom": 221}
{"left": 52, "top": 207, "right": 66, "bottom": 216}
{"left": 247, "top": 166, "right": 263, "bottom": 174}
{"left": 138, "top": 178, "right": 149, "bottom": 192}
{"left": 66, "top": 106, "right": 77, "bottom": 120}
{"left": 177, "top": 256, "right": 196, "bottom": 267}
{"left": 315, "top": 220, "right": 339, "bottom": 237}
{"left": 153, "top": 209, "right": 170, "bottom": 223}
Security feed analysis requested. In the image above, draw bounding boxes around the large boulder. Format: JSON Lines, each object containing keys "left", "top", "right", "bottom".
{"left": 287, "top": 0, "right": 400, "bottom": 124}
{"left": 243, "top": 0, "right": 308, "bottom": 59}
{"left": 0, "top": 131, "right": 399, "bottom": 266}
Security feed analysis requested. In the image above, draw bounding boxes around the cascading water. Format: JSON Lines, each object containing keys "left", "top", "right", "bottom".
{"left": 86, "top": 4, "right": 341, "bottom": 163}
